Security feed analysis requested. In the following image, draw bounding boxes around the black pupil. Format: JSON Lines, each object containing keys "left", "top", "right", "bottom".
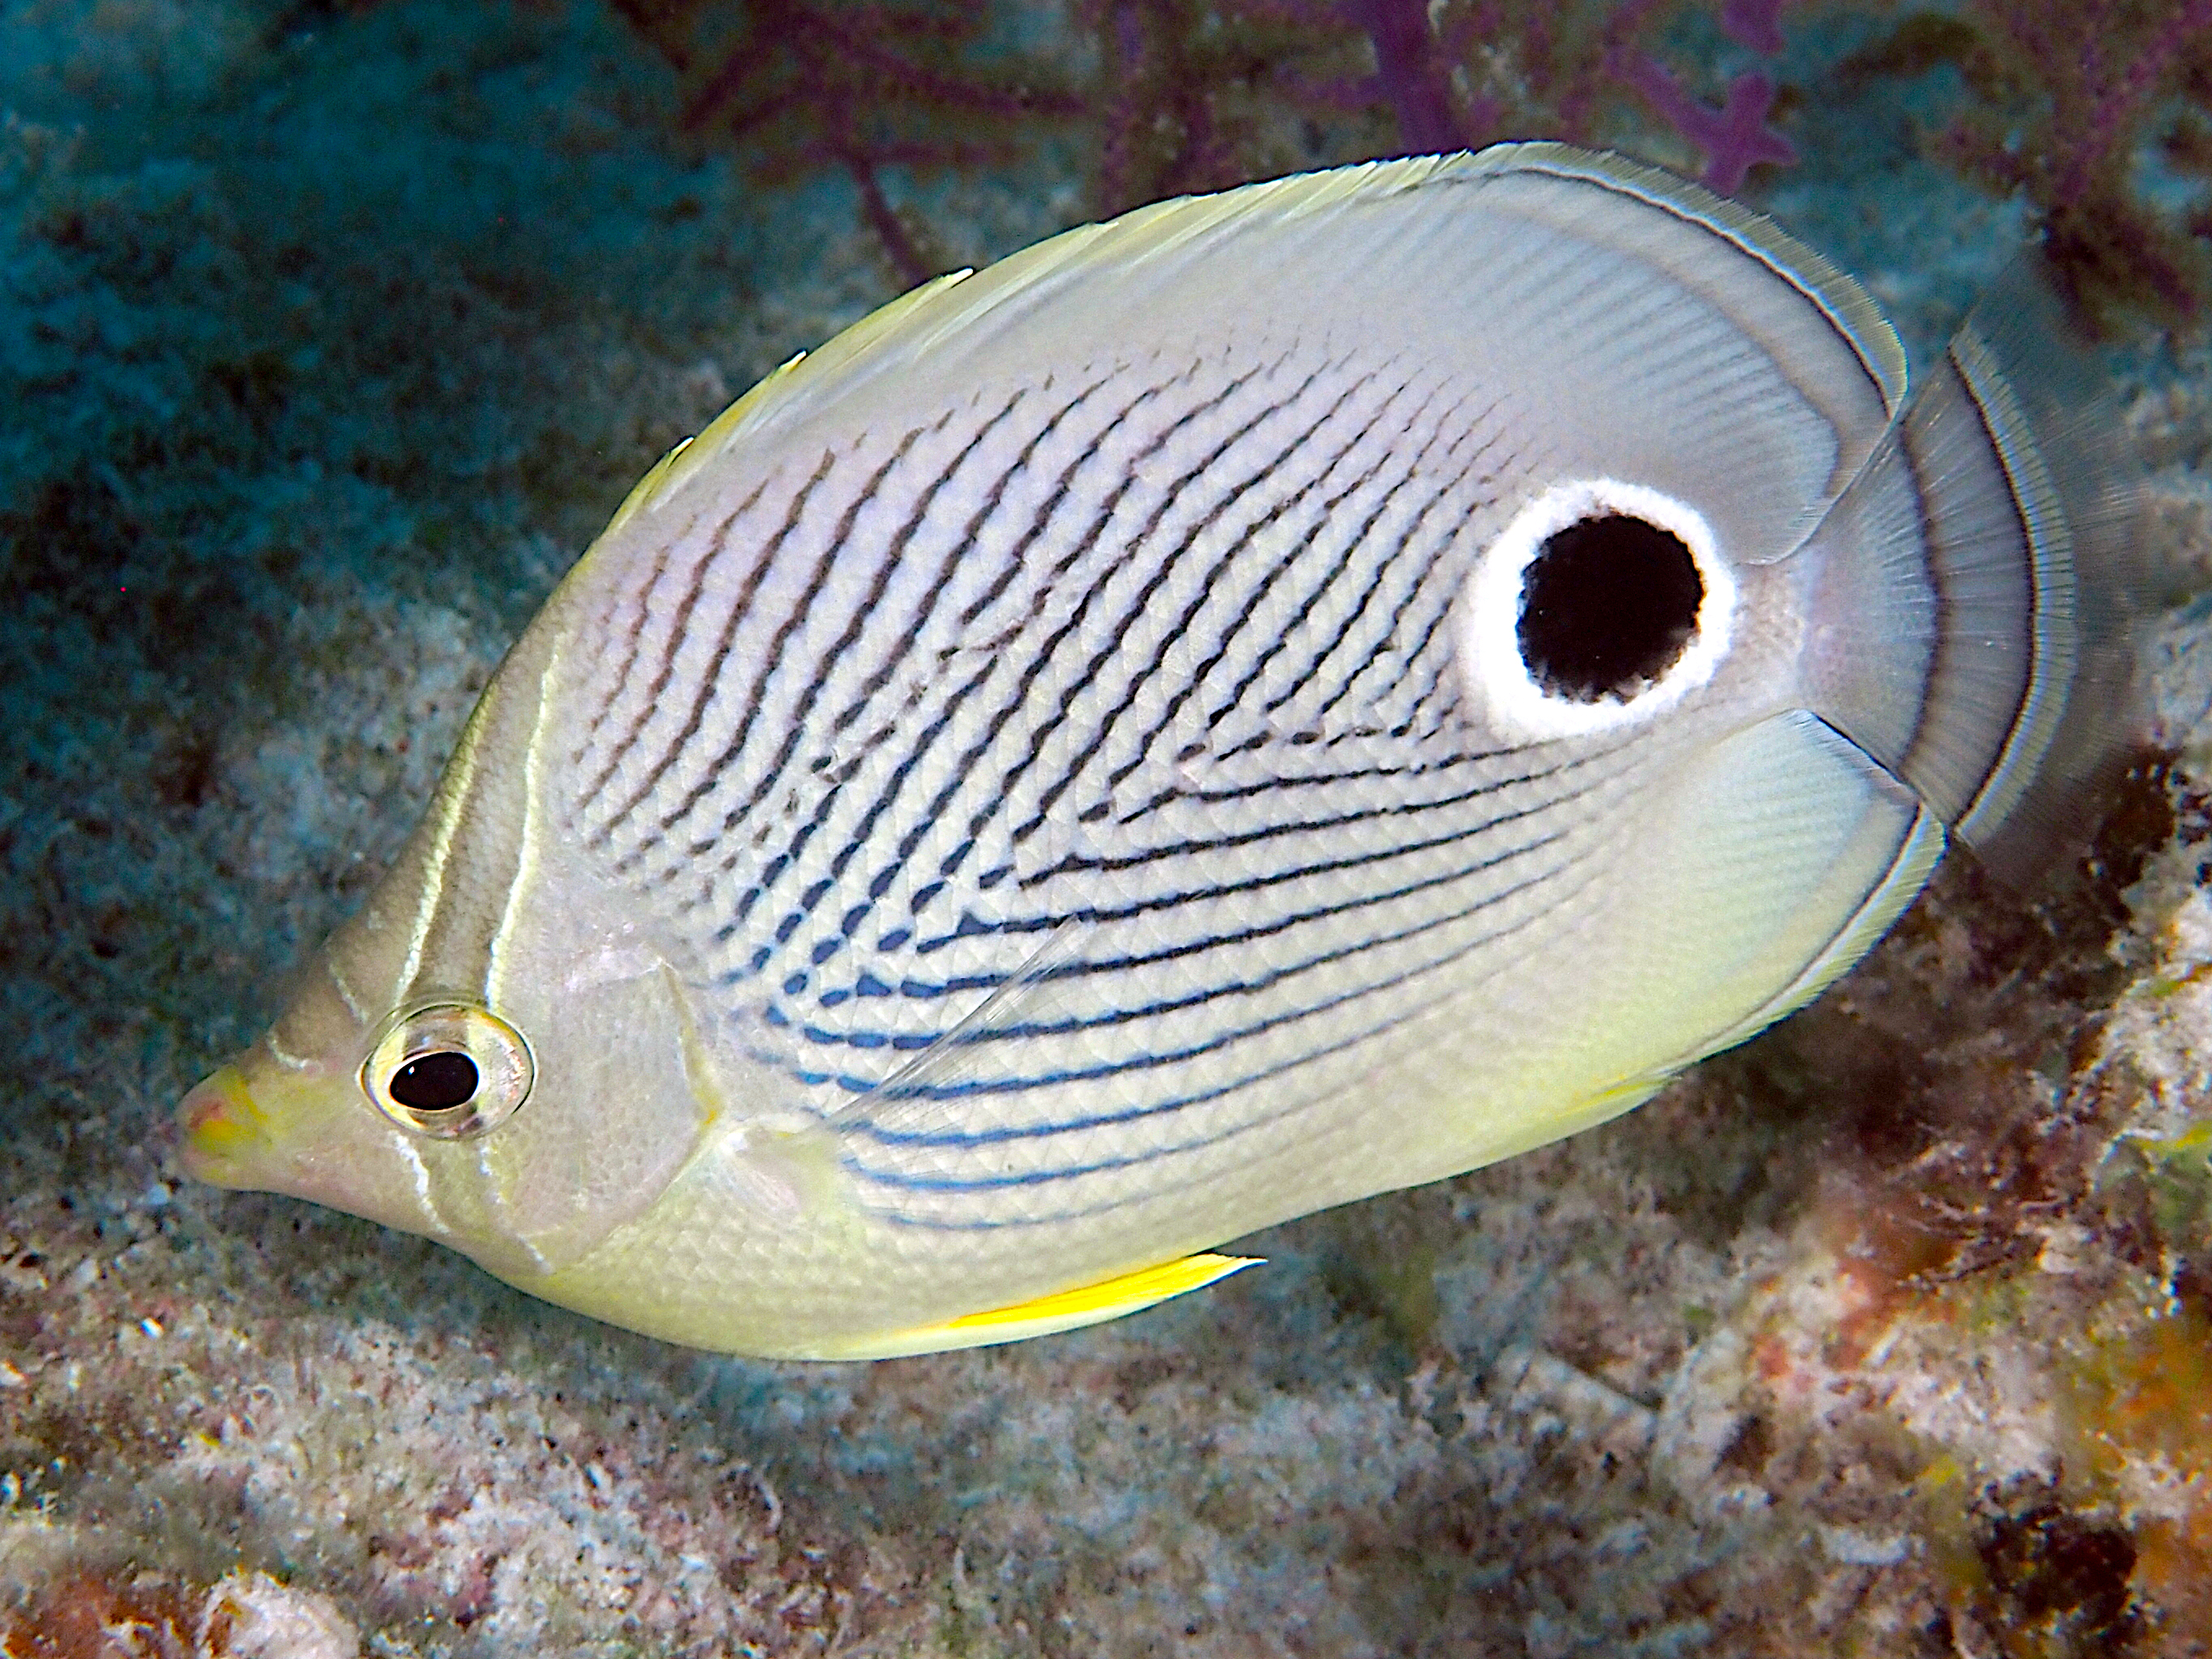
{"left": 1516, "top": 514, "right": 1704, "bottom": 703}
{"left": 389, "top": 1050, "right": 480, "bottom": 1112}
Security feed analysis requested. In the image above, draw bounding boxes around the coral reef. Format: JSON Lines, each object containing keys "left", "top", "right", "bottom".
{"left": 572, "top": 0, "right": 2212, "bottom": 328}
{"left": 613, "top": 0, "right": 1084, "bottom": 285}
{"left": 579, "top": 0, "right": 1817, "bottom": 281}
{"left": 320, "top": 0, "right": 2212, "bottom": 324}
{"left": 1852, "top": 0, "right": 2212, "bottom": 327}
{"left": 5, "top": 0, "right": 2212, "bottom": 1654}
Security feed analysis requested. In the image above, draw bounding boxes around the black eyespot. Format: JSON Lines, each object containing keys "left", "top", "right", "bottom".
{"left": 1516, "top": 513, "right": 1704, "bottom": 703}
{"left": 389, "top": 1050, "right": 480, "bottom": 1112}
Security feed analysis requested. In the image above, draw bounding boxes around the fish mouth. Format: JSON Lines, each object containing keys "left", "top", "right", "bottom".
{"left": 176, "top": 1063, "right": 269, "bottom": 1187}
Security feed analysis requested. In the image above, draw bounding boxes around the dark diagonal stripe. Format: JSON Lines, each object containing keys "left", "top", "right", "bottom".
{"left": 813, "top": 817, "right": 1575, "bottom": 1072}
{"left": 574, "top": 495, "right": 736, "bottom": 802}
{"left": 1190, "top": 389, "right": 1457, "bottom": 737}
{"left": 578, "top": 459, "right": 831, "bottom": 832}
{"left": 932, "top": 351, "right": 1324, "bottom": 886}
{"left": 837, "top": 840, "right": 1598, "bottom": 1155}
{"left": 679, "top": 363, "right": 1211, "bottom": 951}
{"left": 1074, "top": 370, "right": 1401, "bottom": 817}
{"left": 595, "top": 434, "right": 923, "bottom": 864}
{"left": 573, "top": 498, "right": 708, "bottom": 764}
{"left": 1262, "top": 421, "right": 1505, "bottom": 728}
{"left": 1012, "top": 742, "right": 1611, "bottom": 893}
{"left": 884, "top": 355, "right": 1299, "bottom": 903}
{"left": 627, "top": 393, "right": 1033, "bottom": 875}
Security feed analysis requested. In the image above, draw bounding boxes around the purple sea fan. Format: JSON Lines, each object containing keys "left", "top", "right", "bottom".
{"left": 1275, "top": 0, "right": 1802, "bottom": 192}
{"left": 1605, "top": 0, "right": 1797, "bottom": 192}
{"left": 1936, "top": 0, "right": 2212, "bottom": 322}
{"left": 615, "top": 0, "right": 1084, "bottom": 285}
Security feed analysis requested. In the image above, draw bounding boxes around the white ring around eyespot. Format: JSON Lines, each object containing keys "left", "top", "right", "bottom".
{"left": 1458, "top": 476, "right": 1737, "bottom": 742}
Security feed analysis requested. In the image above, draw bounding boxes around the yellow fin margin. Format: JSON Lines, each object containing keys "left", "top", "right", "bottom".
{"left": 805, "top": 1253, "right": 1262, "bottom": 1361}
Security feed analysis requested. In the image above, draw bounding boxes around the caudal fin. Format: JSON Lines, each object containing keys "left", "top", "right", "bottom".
{"left": 1795, "top": 260, "right": 2148, "bottom": 884}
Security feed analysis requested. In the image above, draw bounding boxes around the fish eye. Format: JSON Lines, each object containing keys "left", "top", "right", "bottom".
{"left": 390, "top": 1050, "right": 479, "bottom": 1111}
{"left": 1458, "top": 477, "right": 1736, "bottom": 742}
{"left": 360, "top": 1002, "right": 534, "bottom": 1140}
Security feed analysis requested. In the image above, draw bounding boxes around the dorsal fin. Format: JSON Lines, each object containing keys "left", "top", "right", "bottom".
{"left": 607, "top": 143, "right": 1906, "bottom": 549}
{"left": 1486, "top": 143, "right": 1906, "bottom": 418}
{"left": 601, "top": 267, "right": 976, "bottom": 534}
{"left": 629, "top": 158, "right": 1452, "bottom": 518}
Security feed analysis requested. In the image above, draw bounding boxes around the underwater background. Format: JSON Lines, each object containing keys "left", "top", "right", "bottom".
{"left": 6, "top": 0, "right": 2212, "bottom": 1653}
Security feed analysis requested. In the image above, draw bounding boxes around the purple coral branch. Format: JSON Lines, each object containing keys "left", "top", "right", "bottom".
{"left": 678, "top": 0, "right": 1091, "bottom": 284}
{"left": 1622, "top": 57, "right": 1797, "bottom": 193}
{"left": 805, "top": 6, "right": 1083, "bottom": 118}
{"left": 1934, "top": 0, "right": 2212, "bottom": 317}
{"left": 1349, "top": 0, "right": 1466, "bottom": 154}
{"left": 1233, "top": 0, "right": 1470, "bottom": 155}
{"left": 1241, "top": 0, "right": 1802, "bottom": 188}
{"left": 2051, "top": 0, "right": 2212, "bottom": 210}
{"left": 1277, "top": 69, "right": 1385, "bottom": 113}
{"left": 1334, "top": 0, "right": 1804, "bottom": 191}
{"left": 1718, "top": 0, "right": 1789, "bottom": 55}
{"left": 841, "top": 148, "right": 933, "bottom": 289}
{"left": 1095, "top": 0, "right": 1149, "bottom": 212}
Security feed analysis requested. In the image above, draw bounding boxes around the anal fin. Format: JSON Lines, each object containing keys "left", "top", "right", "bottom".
{"left": 808, "top": 1253, "right": 1262, "bottom": 1361}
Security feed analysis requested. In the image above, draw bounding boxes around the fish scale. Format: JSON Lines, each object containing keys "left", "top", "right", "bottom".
{"left": 563, "top": 331, "right": 1682, "bottom": 1204}
{"left": 181, "top": 144, "right": 2146, "bottom": 1358}
{"left": 588, "top": 345, "right": 1548, "bottom": 1044}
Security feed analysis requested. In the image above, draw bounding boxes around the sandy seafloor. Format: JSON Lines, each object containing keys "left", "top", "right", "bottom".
{"left": 6, "top": 1, "right": 2212, "bottom": 1654}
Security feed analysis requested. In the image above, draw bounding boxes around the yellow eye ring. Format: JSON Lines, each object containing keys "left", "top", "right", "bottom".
{"left": 360, "top": 1001, "right": 534, "bottom": 1140}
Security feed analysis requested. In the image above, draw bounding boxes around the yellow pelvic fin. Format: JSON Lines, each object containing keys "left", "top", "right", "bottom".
{"left": 810, "top": 1253, "right": 1262, "bottom": 1362}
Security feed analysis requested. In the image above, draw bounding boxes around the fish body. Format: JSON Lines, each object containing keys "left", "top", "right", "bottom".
{"left": 179, "top": 145, "right": 2139, "bottom": 1359}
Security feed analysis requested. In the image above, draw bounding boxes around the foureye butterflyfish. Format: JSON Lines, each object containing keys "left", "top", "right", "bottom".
{"left": 178, "top": 143, "right": 2143, "bottom": 1360}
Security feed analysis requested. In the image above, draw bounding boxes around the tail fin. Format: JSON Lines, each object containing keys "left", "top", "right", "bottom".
{"left": 1794, "top": 260, "right": 2148, "bottom": 884}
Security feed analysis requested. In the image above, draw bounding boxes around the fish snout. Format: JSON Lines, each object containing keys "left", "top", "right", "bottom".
{"left": 177, "top": 1064, "right": 269, "bottom": 1185}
